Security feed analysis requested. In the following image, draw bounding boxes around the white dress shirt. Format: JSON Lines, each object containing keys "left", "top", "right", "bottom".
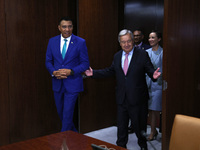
{"left": 60, "top": 35, "right": 71, "bottom": 54}
{"left": 121, "top": 49, "right": 134, "bottom": 69}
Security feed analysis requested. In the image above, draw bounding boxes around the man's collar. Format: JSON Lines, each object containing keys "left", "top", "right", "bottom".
{"left": 122, "top": 49, "right": 134, "bottom": 55}
{"left": 61, "top": 34, "right": 72, "bottom": 41}
{"left": 135, "top": 42, "right": 143, "bottom": 47}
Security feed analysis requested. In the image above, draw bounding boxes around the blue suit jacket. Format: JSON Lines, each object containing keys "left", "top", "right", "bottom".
{"left": 45, "top": 34, "right": 89, "bottom": 93}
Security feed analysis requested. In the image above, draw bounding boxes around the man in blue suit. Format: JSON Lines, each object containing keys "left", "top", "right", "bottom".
{"left": 45, "top": 17, "right": 89, "bottom": 132}
{"left": 85, "top": 29, "right": 161, "bottom": 150}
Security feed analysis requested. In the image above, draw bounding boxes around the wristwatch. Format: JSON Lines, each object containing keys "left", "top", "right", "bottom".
{"left": 70, "top": 69, "right": 74, "bottom": 75}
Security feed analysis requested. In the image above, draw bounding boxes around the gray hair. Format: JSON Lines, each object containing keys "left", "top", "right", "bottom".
{"left": 118, "top": 29, "right": 134, "bottom": 43}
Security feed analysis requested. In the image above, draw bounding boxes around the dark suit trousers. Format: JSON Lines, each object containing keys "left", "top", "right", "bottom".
{"left": 116, "top": 95, "right": 148, "bottom": 149}
{"left": 53, "top": 83, "right": 78, "bottom": 132}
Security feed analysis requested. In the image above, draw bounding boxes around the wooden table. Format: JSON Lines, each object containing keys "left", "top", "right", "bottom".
{"left": 0, "top": 131, "right": 127, "bottom": 150}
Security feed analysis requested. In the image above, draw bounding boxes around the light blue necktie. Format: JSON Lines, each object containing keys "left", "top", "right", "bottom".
{"left": 62, "top": 39, "right": 67, "bottom": 59}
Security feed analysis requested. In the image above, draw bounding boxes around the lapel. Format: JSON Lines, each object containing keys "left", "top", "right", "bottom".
{"left": 117, "top": 49, "right": 138, "bottom": 76}
{"left": 116, "top": 50, "right": 124, "bottom": 73}
{"left": 126, "top": 47, "right": 138, "bottom": 75}
{"left": 54, "top": 35, "right": 63, "bottom": 61}
{"left": 63, "top": 34, "right": 76, "bottom": 62}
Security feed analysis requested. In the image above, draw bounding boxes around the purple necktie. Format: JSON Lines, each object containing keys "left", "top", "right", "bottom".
{"left": 123, "top": 53, "right": 129, "bottom": 75}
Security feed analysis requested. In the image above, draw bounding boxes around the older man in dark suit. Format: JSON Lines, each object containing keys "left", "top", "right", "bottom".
{"left": 85, "top": 29, "right": 160, "bottom": 150}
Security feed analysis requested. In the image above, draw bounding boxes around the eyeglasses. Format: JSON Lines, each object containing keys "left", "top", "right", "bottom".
{"left": 61, "top": 25, "right": 73, "bottom": 29}
{"left": 120, "top": 40, "right": 133, "bottom": 44}
{"left": 133, "top": 34, "right": 141, "bottom": 37}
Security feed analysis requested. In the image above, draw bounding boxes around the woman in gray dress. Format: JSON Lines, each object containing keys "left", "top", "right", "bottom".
{"left": 146, "top": 31, "right": 163, "bottom": 141}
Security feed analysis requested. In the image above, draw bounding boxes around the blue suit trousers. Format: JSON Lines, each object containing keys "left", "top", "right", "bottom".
{"left": 54, "top": 84, "right": 78, "bottom": 132}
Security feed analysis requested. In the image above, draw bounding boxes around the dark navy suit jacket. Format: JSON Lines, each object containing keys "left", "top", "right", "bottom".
{"left": 93, "top": 48, "right": 155, "bottom": 106}
{"left": 45, "top": 34, "right": 89, "bottom": 93}
{"left": 136, "top": 43, "right": 151, "bottom": 51}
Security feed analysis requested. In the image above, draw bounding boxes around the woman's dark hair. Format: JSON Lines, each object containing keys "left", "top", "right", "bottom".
{"left": 151, "top": 30, "right": 162, "bottom": 39}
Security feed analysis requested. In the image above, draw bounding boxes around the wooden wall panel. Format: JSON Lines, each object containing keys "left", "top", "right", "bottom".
{"left": 78, "top": 0, "right": 119, "bottom": 133}
{"left": 124, "top": 0, "right": 164, "bottom": 45}
{"left": 0, "top": 0, "right": 77, "bottom": 145}
{"left": 0, "top": 0, "right": 9, "bottom": 145}
{"left": 4, "top": 0, "right": 61, "bottom": 143}
{"left": 162, "top": 0, "right": 200, "bottom": 149}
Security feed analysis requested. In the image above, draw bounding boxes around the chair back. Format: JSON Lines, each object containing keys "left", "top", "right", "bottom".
{"left": 169, "top": 114, "right": 200, "bottom": 150}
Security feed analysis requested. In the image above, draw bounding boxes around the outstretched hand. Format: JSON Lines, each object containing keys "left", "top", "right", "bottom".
{"left": 153, "top": 68, "right": 161, "bottom": 79}
{"left": 85, "top": 67, "right": 93, "bottom": 76}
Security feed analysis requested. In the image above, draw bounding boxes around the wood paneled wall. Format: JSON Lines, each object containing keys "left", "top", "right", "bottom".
{"left": 162, "top": 0, "right": 200, "bottom": 149}
{"left": 0, "top": 0, "right": 9, "bottom": 145}
{"left": 0, "top": 0, "right": 76, "bottom": 145}
{"left": 78, "top": 0, "right": 120, "bottom": 133}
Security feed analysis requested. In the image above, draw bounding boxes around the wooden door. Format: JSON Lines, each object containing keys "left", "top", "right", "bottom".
{"left": 162, "top": 0, "right": 200, "bottom": 149}
{"left": 78, "top": 0, "right": 119, "bottom": 133}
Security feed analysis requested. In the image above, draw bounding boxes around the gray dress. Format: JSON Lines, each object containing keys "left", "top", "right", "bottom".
{"left": 146, "top": 46, "right": 163, "bottom": 111}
